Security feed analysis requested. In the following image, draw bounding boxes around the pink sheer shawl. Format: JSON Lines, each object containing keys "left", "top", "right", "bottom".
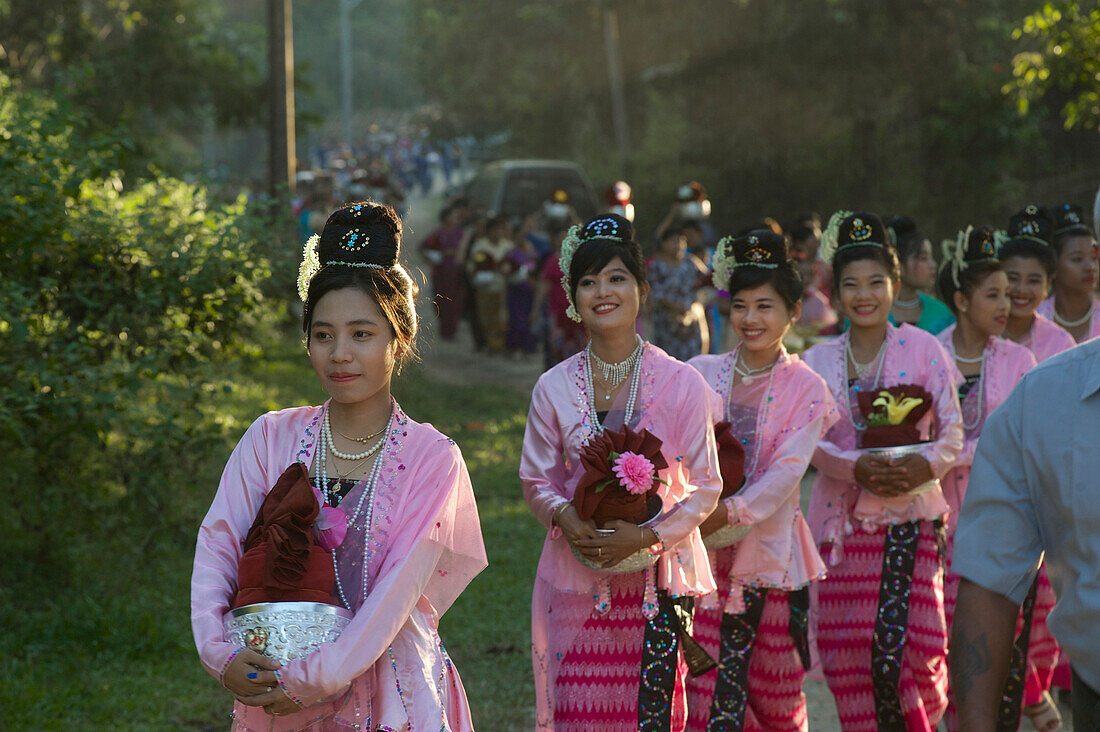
{"left": 688, "top": 348, "right": 837, "bottom": 612}
{"left": 191, "top": 402, "right": 487, "bottom": 731}
{"left": 802, "top": 324, "right": 964, "bottom": 563}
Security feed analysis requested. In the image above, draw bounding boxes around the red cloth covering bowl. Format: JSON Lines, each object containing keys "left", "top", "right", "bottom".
{"left": 231, "top": 463, "right": 338, "bottom": 610}
{"left": 856, "top": 384, "right": 934, "bottom": 449}
{"left": 713, "top": 421, "right": 746, "bottom": 499}
{"left": 573, "top": 425, "right": 667, "bottom": 528}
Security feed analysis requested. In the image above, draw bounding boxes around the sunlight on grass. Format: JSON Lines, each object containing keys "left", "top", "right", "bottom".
{"left": 0, "top": 323, "right": 543, "bottom": 730}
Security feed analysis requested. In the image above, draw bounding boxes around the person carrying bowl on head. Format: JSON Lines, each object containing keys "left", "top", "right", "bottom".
{"left": 802, "top": 211, "right": 964, "bottom": 732}
{"left": 520, "top": 213, "right": 723, "bottom": 731}
{"left": 191, "top": 201, "right": 487, "bottom": 731}
{"left": 684, "top": 230, "right": 838, "bottom": 731}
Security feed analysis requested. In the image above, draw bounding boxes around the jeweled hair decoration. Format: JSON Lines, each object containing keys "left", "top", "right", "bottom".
{"left": 298, "top": 234, "right": 322, "bottom": 301}
{"left": 711, "top": 234, "right": 779, "bottom": 292}
{"left": 340, "top": 227, "right": 369, "bottom": 251}
{"left": 558, "top": 224, "right": 584, "bottom": 322}
{"left": 942, "top": 226, "right": 1004, "bottom": 288}
{"left": 296, "top": 231, "right": 385, "bottom": 302}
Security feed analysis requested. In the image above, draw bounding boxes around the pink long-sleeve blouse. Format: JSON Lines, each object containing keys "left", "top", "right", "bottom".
{"left": 802, "top": 324, "right": 965, "bottom": 562}
{"left": 520, "top": 343, "right": 722, "bottom": 599}
{"left": 688, "top": 349, "right": 837, "bottom": 603}
{"left": 1037, "top": 296, "right": 1100, "bottom": 342}
{"left": 936, "top": 327, "right": 1036, "bottom": 533}
{"left": 191, "top": 402, "right": 487, "bottom": 731}
{"left": 1015, "top": 312, "right": 1077, "bottom": 363}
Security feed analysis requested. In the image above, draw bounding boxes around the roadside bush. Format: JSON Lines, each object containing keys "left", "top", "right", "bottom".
{"left": 0, "top": 72, "right": 286, "bottom": 588}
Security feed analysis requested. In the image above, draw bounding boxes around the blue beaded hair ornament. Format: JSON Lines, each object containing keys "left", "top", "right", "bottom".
{"left": 558, "top": 214, "right": 631, "bottom": 322}
{"left": 297, "top": 205, "right": 390, "bottom": 302}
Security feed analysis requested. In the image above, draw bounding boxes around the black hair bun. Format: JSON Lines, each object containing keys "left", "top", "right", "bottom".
{"left": 579, "top": 213, "right": 634, "bottom": 245}
{"left": 317, "top": 201, "right": 402, "bottom": 268}
{"left": 1051, "top": 203, "right": 1092, "bottom": 236}
{"left": 838, "top": 212, "right": 888, "bottom": 249}
{"left": 731, "top": 229, "right": 789, "bottom": 267}
{"left": 962, "top": 225, "right": 999, "bottom": 261}
{"left": 1008, "top": 204, "right": 1054, "bottom": 244}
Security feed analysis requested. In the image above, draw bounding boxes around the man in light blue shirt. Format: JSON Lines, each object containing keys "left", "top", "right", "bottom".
{"left": 951, "top": 337, "right": 1100, "bottom": 731}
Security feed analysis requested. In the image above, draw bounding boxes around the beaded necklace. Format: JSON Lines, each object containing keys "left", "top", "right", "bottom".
{"left": 844, "top": 331, "right": 888, "bottom": 431}
{"left": 585, "top": 340, "right": 644, "bottom": 433}
{"left": 317, "top": 402, "right": 395, "bottom": 609}
{"left": 948, "top": 338, "right": 988, "bottom": 432}
{"left": 324, "top": 409, "right": 386, "bottom": 461}
{"left": 1052, "top": 300, "right": 1094, "bottom": 329}
{"left": 589, "top": 335, "right": 644, "bottom": 395}
{"left": 721, "top": 346, "right": 778, "bottom": 478}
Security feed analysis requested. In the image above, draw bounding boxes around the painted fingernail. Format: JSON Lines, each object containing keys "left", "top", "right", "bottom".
{"left": 247, "top": 672, "right": 258, "bottom": 679}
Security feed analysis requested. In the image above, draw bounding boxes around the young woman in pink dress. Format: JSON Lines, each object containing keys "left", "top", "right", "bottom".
{"left": 802, "top": 211, "right": 964, "bottom": 732}
{"left": 520, "top": 214, "right": 722, "bottom": 731}
{"left": 685, "top": 231, "right": 838, "bottom": 731}
{"left": 999, "top": 205, "right": 1076, "bottom": 363}
{"left": 1035, "top": 203, "right": 1100, "bottom": 343}
{"left": 932, "top": 226, "right": 1038, "bottom": 730}
{"left": 191, "top": 202, "right": 488, "bottom": 731}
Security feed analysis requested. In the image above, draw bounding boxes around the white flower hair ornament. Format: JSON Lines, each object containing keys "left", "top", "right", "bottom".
{"left": 942, "top": 226, "right": 972, "bottom": 289}
{"left": 298, "top": 234, "right": 322, "bottom": 301}
{"left": 819, "top": 210, "right": 853, "bottom": 265}
{"left": 558, "top": 223, "right": 585, "bottom": 322}
{"left": 711, "top": 236, "right": 737, "bottom": 292}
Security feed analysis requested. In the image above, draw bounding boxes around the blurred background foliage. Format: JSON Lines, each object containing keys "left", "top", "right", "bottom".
{"left": 410, "top": 0, "right": 1099, "bottom": 236}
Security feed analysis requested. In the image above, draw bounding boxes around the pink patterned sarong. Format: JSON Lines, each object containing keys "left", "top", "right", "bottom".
{"left": 686, "top": 546, "right": 809, "bottom": 731}
{"left": 816, "top": 520, "right": 948, "bottom": 732}
{"left": 549, "top": 571, "right": 689, "bottom": 731}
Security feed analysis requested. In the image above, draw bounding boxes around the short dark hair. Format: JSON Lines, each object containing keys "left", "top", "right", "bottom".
{"left": 302, "top": 201, "right": 419, "bottom": 370}
{"left": 569, "top": 238, "right": 648, "bottom": 305}
{"left": 998, "top": 238, "right": 1057, "bottom": 278}
{"left": 727, "top": 265, "right": 803, "bottom": 311}
{"left": 832, "top": 245, "right": 901, "bottom": 293}
{"left": 937, "top": 259, "right": 1004, "bottom": 315}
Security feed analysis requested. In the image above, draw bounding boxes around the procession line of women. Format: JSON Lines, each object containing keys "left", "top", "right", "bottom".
{"left": 519, "top": 204, "right": 1096, "bottom": 731}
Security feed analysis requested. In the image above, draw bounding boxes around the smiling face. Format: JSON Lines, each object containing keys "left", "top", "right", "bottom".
{"left": 1002, "top": 254, "right": 1050, "bottom": 319}
{"left": 574, "top": 256, "right": 648, "bottom": 334}
{"left": 1054, "top": 234, "right": 1099, "bottom": 296}
{"left": 308, "top": 287, "right": 399, "bottom": 406}
{"left": 729, "top": 282, "right": 800, "bottom": 357}
{"left": 956, "top": 270, "right": 1011, "bottom": 338}
{"left": 837, "top": 258, "right": 897, "bottom": 329}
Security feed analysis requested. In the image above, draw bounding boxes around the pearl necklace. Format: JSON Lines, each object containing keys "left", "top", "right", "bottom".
{"left": 893, "top": 295, "right": 921, "bottom": 309}
{"left": 950, "top": 345, "right": 987, "bottom": 432}
{"left": 846, "top": 335, "right": 887, "bottom": 377}
{"left": 325, "top": 410, "right": 386, "bottom": 460}
{"left": 733, "top": 350, "right": 776, "bottom": 386}
{"left": 586, "top": 340, "right": 644, "bottom": 433}
{"left": 1051, "top": 300, "right": 1095, "bottom": 329}
{"left": 317, "top": 403, "right": 394, "bottom": 609}
{"left": 722, "top": 347, "right": 778, "bottom": 478}
{"left": 589, "top": 335, "right": 644, "bottom": 391}
{"left": 845, "top": 332, "right": 888, "bottom": 431}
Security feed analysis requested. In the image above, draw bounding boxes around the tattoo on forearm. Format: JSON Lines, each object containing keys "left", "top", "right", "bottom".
{"left": 953, "top": 629, "right": 991, "bottom": 701}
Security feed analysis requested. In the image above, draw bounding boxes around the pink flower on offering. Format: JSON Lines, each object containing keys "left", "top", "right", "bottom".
{"left": 612, "top": 452, "right": 656, "bottom": 495}
{"left": 310, "top": 485, "right": 349, "bottom": 551}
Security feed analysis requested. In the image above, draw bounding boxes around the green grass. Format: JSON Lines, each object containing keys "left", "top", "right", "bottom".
{"left": 1, "top": 325, "right": 541, "bottom": 730}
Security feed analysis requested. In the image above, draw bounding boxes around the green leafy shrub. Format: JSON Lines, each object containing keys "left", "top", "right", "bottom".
{"left": 0, "top": 72, "right": 286, "bottom": 586}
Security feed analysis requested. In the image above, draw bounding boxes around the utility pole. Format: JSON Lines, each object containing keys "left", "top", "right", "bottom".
{"left": 340, "top": 0, "right": 366, "bottom": 152}
{"left": 268, "top": 0, "right": 296, "bottom": 205}
{"left": 602, "top": 3, "right": 630, "bottom": 176}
